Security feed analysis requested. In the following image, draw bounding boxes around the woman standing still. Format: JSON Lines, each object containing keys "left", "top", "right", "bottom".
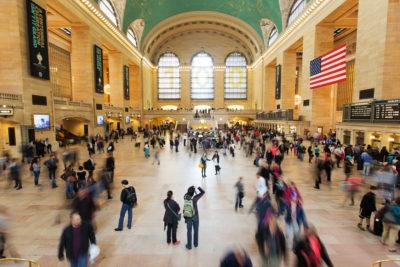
{"left": 200, "top": 153, "right": 210, "bottom": 178}
{"left": 163, "top": 191, "right": 181, "bottom": 246}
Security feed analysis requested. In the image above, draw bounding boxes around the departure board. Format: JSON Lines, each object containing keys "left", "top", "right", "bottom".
{"left": 350, "top": 103, "right": 371, "bottom": 119}
{"left": 374, "top": 99, "right": 400, "bottom": 120}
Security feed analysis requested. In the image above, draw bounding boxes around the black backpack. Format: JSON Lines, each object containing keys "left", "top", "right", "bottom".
{"left": 126, "top": 187, "right": 137, "bottom": 205}
{"left": 83, "top": 159, "right": 92, "bottom": 170}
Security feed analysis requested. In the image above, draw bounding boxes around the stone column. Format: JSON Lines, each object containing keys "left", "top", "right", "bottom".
{"left": 180, "top": 69, "right": 190, "bottom": 109}
{"left": 129, "top": 64, "right": 141, "bottom": 110}
{"left": 214, "top": 69, "right": 224, "bottom": 109}
{"left": 311, "top": 25, "right": 334, "bottom": 134}
{"left": 0, "top": 0, "right": 24, "bottom": 94}
{"left": 281, "top": 49, "right": 297, "bottom": 110}
{"left": 108, "top": 51, "right": 124, "bottom": 107}
{"left": 354, "top": 0, "right": 400, "bottom": 101}
{"left": 71, "top": 25, "right": 94, "bottom": 102}
{"left": 264, "top": 64, "right": 276, "bottom": 111}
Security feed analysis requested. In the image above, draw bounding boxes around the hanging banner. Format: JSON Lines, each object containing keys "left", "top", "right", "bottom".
{"left": 275, "top": 64, "right": 281, "bottom": 100}
{"left": 124, "top": 65, "right": 129, "bottom": 100}
{"left": 94, "top": 45, "right": 104, "bottom": 93}
{"left": 26, "top": 0, "right": 49, "bottom": 80}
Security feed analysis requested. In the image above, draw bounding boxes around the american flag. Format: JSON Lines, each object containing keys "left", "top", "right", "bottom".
{"left": 310, "top": 44, "right": 346, "bottom": 89}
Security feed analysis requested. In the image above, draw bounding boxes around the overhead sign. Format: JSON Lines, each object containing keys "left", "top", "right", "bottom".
{"left": 275, "top": 64, "right": 281, "bottom": 100}
{"left": 124, "top": 65, "right": 129, "bottom": 100}
{"left": 0, "top": 108, "right": 13, "bottom": 116}
{"left": 26, "top": 0, "right": 49, "bottom": 79}
{"left": 94, "top": 45, "right": 104, "bottom": 93}
{"left": 374, "top": 99, "right": 400, "bottom": 121}
{"left": 350, "top": 103, "right": 371, "bottom": 120}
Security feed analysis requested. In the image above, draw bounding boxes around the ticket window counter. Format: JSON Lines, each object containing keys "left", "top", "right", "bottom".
{"left": 343, "top": 130, "right": 351, "bottom": 145}
{"left": 289, "top": 126, "right": 296, "bottom": 134}
{"left": 355, "top": 132, "right": 365, "bottom": 146}
{"left": 390, "top": 142, "right": 400, "bottom": 152}
{"left": 370, "top": 133, "right": 382, "bottom": 148}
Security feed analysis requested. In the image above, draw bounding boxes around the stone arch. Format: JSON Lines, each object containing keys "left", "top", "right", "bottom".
{"left": 127, "top": 19, "right": 145, "bottom": 49}
{"left": 279, "top": 0, "right": 296, "bottom": 31}
{"left": 260, "top": 18, "right": 277, "bottom": 48}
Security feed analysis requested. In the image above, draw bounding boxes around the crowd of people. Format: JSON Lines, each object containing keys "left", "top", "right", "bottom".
{"left": 1, "top": 124, "right": 400, "bottom": 266}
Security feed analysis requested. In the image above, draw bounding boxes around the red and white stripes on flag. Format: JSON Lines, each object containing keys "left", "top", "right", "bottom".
{"left": 310, "top": 44, "right": 347, "bottom": 89}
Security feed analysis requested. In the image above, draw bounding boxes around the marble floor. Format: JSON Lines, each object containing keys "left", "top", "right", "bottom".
{"left": 0, "top": 137, "right": 397, "bottom": 267}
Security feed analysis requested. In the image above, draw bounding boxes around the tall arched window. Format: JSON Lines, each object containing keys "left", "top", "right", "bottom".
{"left": 158, "top": 52, "right": 180, "bottom": 99}
{"left": 127, "top": 28, "right": 137, "bottom": 47}
{"left": 268, "top": 27, "right": 278, "bottom": 47}
{"left": 287, "top": 0, "right": 305, "bottom": 26}
{"left": 224, "top": 52, "right": 247, "bottom": 99}
{"left": 191, "top": 52, "right": 214, "bottom": 100}
{"left": 99, "top": 0, "right": 119, "bottom": 27}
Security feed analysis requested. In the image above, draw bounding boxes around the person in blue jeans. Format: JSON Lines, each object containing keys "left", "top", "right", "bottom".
{"left": 183, "top": 186, "right": 205, "bottom": 250}
{"left": 44, "top": 154, "right": 58, "bottom": 188}
{"left": 361, "top": 151, "right": 373, "bottom": 176}
{"left": 115, "top": 180, "right": 137, "bottom": 231}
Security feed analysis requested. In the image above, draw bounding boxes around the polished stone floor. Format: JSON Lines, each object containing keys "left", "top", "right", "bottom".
{"left": 0, "top": 137, "right": 397, "bottom": 267}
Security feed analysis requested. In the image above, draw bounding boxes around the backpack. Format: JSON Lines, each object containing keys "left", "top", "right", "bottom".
{"left": 83, "top": 159, "right": 92, "bottom": 170}
{"left": 183, "top": 198, "right": 195, "bottom": 218}
{"left": 126, "top": 187, "right": 137, "bottom": 205}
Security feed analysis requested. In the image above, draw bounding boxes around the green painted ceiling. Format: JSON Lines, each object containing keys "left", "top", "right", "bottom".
{"left": 94, "top": 0, "right": 311, "bottom": 42}
{"left": 122, "top": 0, "right": 282, "bottom": 41}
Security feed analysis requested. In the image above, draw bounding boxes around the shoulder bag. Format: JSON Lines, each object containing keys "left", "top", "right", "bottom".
{"left": 383, "top": 210, "right": 397, "bottom": 224}
{"left": 167, "top": 203, "right": 181, "bottom": 221}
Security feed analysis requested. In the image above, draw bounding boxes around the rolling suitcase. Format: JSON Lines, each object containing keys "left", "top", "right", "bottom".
{"left": 373, "top": 216, "right": 383, "bottom": 236}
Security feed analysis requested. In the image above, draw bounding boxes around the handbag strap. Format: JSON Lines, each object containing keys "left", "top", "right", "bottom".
{"left": 167, "top": 203, "right": 180, "bottom": 219}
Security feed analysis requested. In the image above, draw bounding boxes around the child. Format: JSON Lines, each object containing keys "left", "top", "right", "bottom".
{"left": 358, "top": 185, "right": 377, "bottom": 231}
{"left": 234, "top": 177, "right": 244, "bottom": 211}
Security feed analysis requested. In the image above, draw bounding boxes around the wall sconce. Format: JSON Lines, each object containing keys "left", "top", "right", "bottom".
{"left": 106, "top": 112, "right": 112, "bottom": 118}
{"left": 137, "top": 114, "right": 141, "bottom": 119}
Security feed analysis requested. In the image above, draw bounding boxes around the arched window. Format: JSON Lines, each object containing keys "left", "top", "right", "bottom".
{"left": 191, "top": 52, "right": 214, "bottom": 100}
{"left": 224, "top": 52, "right": 247, "bottom": 99}
{"left": 268, "top": 27, "right": 278, "bottom": 47}
{"left": 158, "top": 52, "right": 180, "bottom": 99}
{"left": 99, "top": 0, "right": 118, "bottom": 27}
{"left": 287, "top": 0, "right": 305, "bottom": 26}
{"left": 127, "top": 28, "right": 137, "bottom": 46}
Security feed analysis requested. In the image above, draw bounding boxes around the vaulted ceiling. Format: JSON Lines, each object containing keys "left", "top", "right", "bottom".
{"left": 93, "top": 0, "right": 311, "bottom": 63}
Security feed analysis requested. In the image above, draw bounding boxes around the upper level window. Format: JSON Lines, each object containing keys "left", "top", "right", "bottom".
{"left": 287, "top": 0, "right": 305, "bottom": 26}
{"left": 99, "top": 0, "right": 118, "bottom": 27}
{"left": 158, "top": 52, "right": 180, "bottom": 99}
{"left": 191, "top": 52, "right": 214, "bottom": 100}
{"left": 268, "top": 27, "right": 278, "bottom": 47}
{"left": 224, "top": 52, "right": 247, "bottom": 99}
{"left": 127, "top": 28, "right": 137, "bottom": 46}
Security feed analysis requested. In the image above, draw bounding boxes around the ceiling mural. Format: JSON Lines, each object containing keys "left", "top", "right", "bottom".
{"left": 121, "top": 0, "right": 283, "bottom": 41}
{"left": 94, "top": 0, "right": 311, "bottom": 46}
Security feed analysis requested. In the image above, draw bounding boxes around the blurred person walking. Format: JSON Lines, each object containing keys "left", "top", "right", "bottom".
{"left": 234, "top": 177, "right": 245, "bottom": 211}
{"left": 294, "top": 225, "right": 333, "bottom": 267}
{"left": 9, "top": 158, "right": 22, "bottom": 190}
{"left": 44, "top": 154, "right": 58, "bottom": 188}
{"left": 381, "top": 197, "right": 400, "bottom": 252}
{"left": 58, "top": 212, "right": 96, "bottom": 267}
{"left": 30, "top": 157, "right": 41, "bottom": 186}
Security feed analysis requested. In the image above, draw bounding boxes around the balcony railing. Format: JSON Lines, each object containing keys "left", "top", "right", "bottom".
{"left": 54, "top": 99, "right": 92, "bottom": 109}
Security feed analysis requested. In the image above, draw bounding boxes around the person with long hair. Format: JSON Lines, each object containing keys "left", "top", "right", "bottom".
{"left": 163, "top": 191, "right": 181, "bottom": 246}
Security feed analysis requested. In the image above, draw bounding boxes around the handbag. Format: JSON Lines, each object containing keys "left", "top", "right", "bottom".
{"left": 383, "top": 210, "right": 397, "bottom": 224}
{"left": 198, "top": 163, "right": 204, "bottom": 168}
{"left": 167, "top": 203, "right": 181, "bottom": 221}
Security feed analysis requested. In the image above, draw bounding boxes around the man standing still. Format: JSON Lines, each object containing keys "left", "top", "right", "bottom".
{"left": 115, "top": 180, "right": 137, "bottom": 231}
{"left": 183, "top": 186, "right": 205, "bottom": 250}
